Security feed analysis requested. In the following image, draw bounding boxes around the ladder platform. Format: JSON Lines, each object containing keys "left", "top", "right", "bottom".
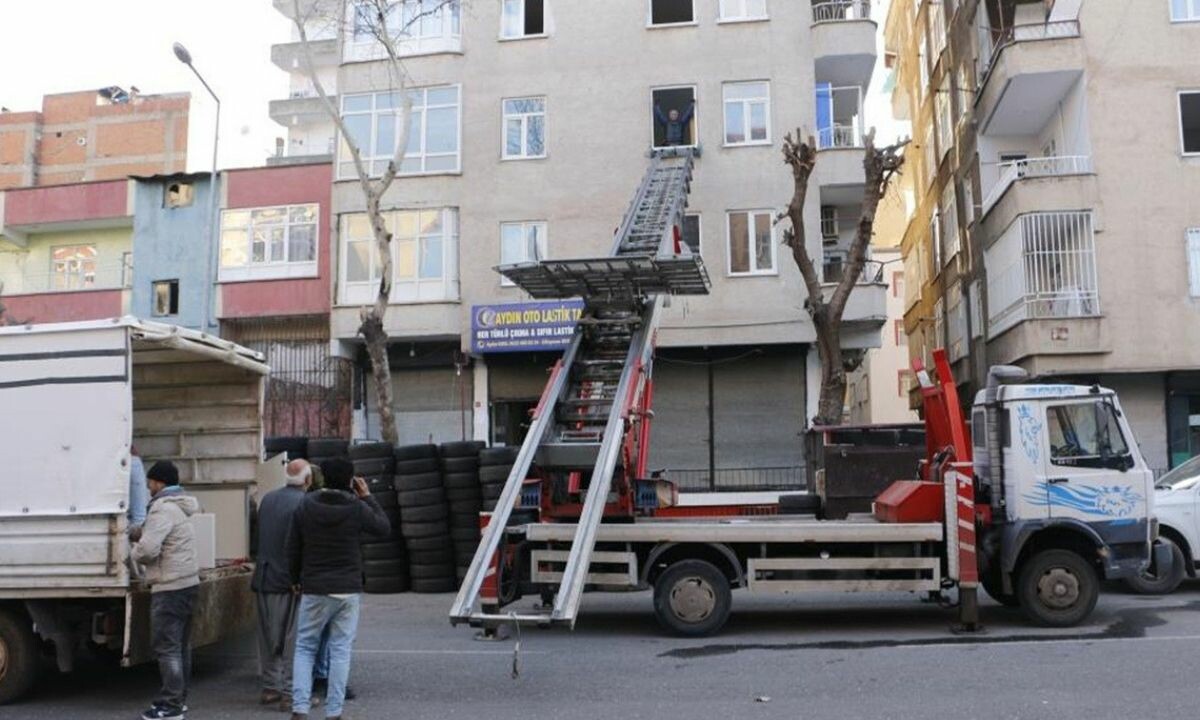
{"left": 497, "top": 255, "right": 710, "bottom": 300}
{"left": 536, "top": 442, "right": 602, "bottom": 468}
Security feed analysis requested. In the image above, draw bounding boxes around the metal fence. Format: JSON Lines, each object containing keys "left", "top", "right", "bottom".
{"left": 811, "top": 0, "right": 871, "bottom": 22}
{"left": 668, "top": 466, "right": 807, "bottom": 493}
{"left": 982, "top": 155, "right": 1093, "bottom": 214}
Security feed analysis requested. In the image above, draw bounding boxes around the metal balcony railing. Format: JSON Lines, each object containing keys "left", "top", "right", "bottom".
{"left": 981, "top": 155, "right": 1092, "bottom": 214}
{"left": 979, "top": 19, "right": 1082, "bottom": 78}
{"left": 817, "top": 124, "right": 864, "bottom": 150}
{"left": 823, "top": 258, "right": 885, "bottom": 285}
{"left": 811, "top": 0, "right": 872, "bottom": 23}
{"left": 0, "top": 260, "right": 131, "bottom": 296}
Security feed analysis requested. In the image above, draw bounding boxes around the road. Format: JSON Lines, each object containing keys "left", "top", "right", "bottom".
{"left": 10, "top": 583, "right": 1200, "bottom": 720}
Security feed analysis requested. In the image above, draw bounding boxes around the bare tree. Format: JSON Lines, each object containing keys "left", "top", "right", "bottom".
{"left": 289, "top": 0, "right": 460, "bottom": 443}
{"left": 778, "top": 129, "right": 906, "bottom": 426}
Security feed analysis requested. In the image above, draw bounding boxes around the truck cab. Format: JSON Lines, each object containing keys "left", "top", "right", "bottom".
{"left": 971, "top": 374, "right": 1163, "bottom": 622}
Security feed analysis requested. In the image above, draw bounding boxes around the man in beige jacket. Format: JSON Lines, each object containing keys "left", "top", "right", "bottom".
{"left": 131, "top": 461, "right": 200, "bottom": 720}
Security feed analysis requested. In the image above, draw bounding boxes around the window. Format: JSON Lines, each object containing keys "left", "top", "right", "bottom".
{"left": 1047, "top": 402, "right": 1132, "bottom": 470}
{"left": 683, "top": 214, "right": 701, "bottom": 254}
{"left": 502, "top": 97, "right": 547, "bottom": 159}
{"left": 935, "top": 78, "right": 952, "bottom": 160}
{"left": 898, "top": 369, "right": 914, "bottom": 397}
{"left": 930, "top": 211, "right": 942, "bottom": 270}
{"left": 940, "top": 184, "right": 959, "bottom": 264}
{"left": 821, "top": 206, "right": 839, "bottom": 239}
{"left": 895, "top": 319, "right": 907, "bottom": 346}
{"left": 923, "top": 124, "right": 937, "bottom": 188}
{"left": 164, "top": 182, "right": 194, "bottom": 208}
{"left": 501, "top": 0, "right": 545, "bottom": 38}
{"left": 500, "top": 221, "right": 548, "bottom": 286}
{"left": 892, "top": 270, "right": 904, "bottom": 298}
{"left": 962, "top": 179, "right": 976, "bottom": 227}
{"left": 152, "top": 280, "right": 179, "bottom": 317}
{"left": 1188, "top": 229, "right": 1200, "bottom": 298}
{"left": 339, "top": 86, "right": 461, "bottom": 179}
{"left": 51, "top": 245, "right": 97, "bottom": 291}
{"left": 649, "top": 0, "right": 694, "bottom": 25}
{"left": 968, "top": 279, "right": 984, "bottom": 339}
{"left": 121, "top": 251, "right": 133, "bottom": 289}
{"left": 341, "top": 208, "right": 460, "bottom": 305}
{"left": 345, "top": 0, "right": 461, "bottom": 59}
{"left": 723, "top": 81, "right": 770, "bottom": 146}
{"left": 928, "top": 0, "right": 947, "bottom": 61}
{"left": 220, "top": 204, "right": 319, "bottom": 281}
{"left": 652, "top": 87, "right": 697, "bottom": 148}
{"left": 726, "top": 210, "right": 775, "bottom": 275}
{"left": 719, "top": 0, "right": 766, "bottom": 21}
{"left": 1179, "top": 91, "right": 1200, "bottom": 154}
{"left": 1172, "top": 0, "right": 1200, "bottom": 22}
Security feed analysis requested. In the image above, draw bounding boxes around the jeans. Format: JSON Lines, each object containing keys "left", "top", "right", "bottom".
{"left": 292, "top": 595, "right": 360, "bottom": 717}
{"left": 151, "top": 586, "right": 198, "bottom": 711}
{"left": 314, "top": 625, "right": 331, "bottom": 680}
{"left": 255, "top": 592, "right": 299, "bottom": 694}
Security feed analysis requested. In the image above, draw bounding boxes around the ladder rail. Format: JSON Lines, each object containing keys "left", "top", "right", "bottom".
{"left": 550, "top": 296, "right": 664, "bottom": 627}
{"left": 448, "top": 331, "right": 584, "bottom": 624}
{"left": 608, "top": 155, "right": 664, "bottom": 256}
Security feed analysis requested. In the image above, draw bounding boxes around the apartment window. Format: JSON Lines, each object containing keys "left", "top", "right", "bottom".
{"left": 940, "top": 184, "right": 959, "bottom": 264}
{"left": 918, "top": 26, "right": 930, "bottom": 92}
{"left": 929, "top": 0, "right": 947, "bottom": 61}
{"left": 501, "top": 0, "right": 545, "bottom": 38}
{"left": 892, "top": 270, "right": 904, "bottom": 299}
{"left": 500, "top": 221, "right": 547, "bottom": 286}
{"left": 922, "top": 125, "right": 937, "bottom": 188}
{"left": 930, "top": 212, "right": 942, "bottom": 270}
{"left": 683, "top": 214, "right": 701, "bottom": 254}
{"left": 727, "top": 210, "right": 775, "bottom": 275}
{"left": 935, "top": 79, "right": 952, "bottom": 160}
{"left": 898, "top": 369, "right": 914, "bottom": 398}
{"left": 164, "top": 182, "right": 194, "bottom": 209}
{"left": 503, "top": 97, "right": 547, "bottom": 159}
{"left": 219, "top": 204, "right": 319, "bottom": 281}
{"left": 51, "top": 245, "right": 97, "bottom": 291}
{"left": 652, "top": 87, "right": 697, "bottom": 148}
{"left": 121, "top": 251, "right": 133, "bottom": 289}
{"left": 968, "top": 280, "right": 984, "bottom": 339}
{"left": 341, "top": 208, "right": 460, "bottom": 305}
{"left": 346, "top": 0, "right": 461, "bottom": 59}
{"left": 1188, "top": 229, "right": 1200, "bottom": 298}
{"left": 152, "top": 280, "right": 179, "bottom": 317}
{"left": 650, "top": 0, "right": 694, "bottom": 25}
{"left": 339, "top": 86, "right": 461, "bottom": 179}
{"left": 895, "top": 319, "right": 907, "bottom": 346}
{"left": 820, "top": 206, "right": 839, "bottom": 239}
{"left": 1179, "top": 91, "right": 1200, "bottom": 154}
{"left": 903, "top": 243, "right": 923, "bottom": 310}
{"left": 719, "top": 0, "right": 767, "bottom": 21}
{"left": 723, "top": 81, "right": 771, "bottom": 146}
{"left": 1172, "top": 0, "right": 1200, "bottom": 22}
{"left": 962, "top": 179, "right": 976, "bottom": 227}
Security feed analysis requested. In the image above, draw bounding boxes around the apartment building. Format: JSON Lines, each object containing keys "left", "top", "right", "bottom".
{"left": 885, "top": 0, "right": 1200, "bottom": 471}
{"left": 269, "top": 0, "right": 340, "bottom": 164}
{"left": 271, "top": 0, "right": 887, "bottom": 486}
{"left": 0, "top": 88, "right": 188, "bottom": 189}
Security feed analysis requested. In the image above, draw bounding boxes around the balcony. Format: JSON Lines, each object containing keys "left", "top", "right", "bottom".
{"left": 975, "top": 20, "right": 1084, "bottom": 136}
{"left": 811, "top": 0, "right": 877, "bottom": 88}
{"left": 814, "top": 85, "right": 866, "bottom": 192}
{"left": 979, "top": 156, "right": 1098, "bottom": 244}
{"left": 271, "top": 37, "right": 339, "bottom": 73}
{"left": 0, "top": 259, "right": 131, "bottom": 297}
{"left": 822, "top": 259, "right": 887, "bottom": 349}
{"left": 269, "top": 90, "right": 332, "bottom": 127}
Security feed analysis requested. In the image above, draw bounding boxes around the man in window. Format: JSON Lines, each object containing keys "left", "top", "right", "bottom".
{"left": 655, "top": 101, "right": 695, "bottom": 147}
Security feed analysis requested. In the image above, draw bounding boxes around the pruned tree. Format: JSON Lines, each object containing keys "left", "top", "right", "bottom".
{"left": 288, "top": 0, "right": 461, "bottom": 444}
{"left": 778, "top": 129, "right": 906, "bottom": 426}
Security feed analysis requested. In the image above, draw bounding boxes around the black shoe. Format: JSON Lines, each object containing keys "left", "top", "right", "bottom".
{"left": 343, "top": 685, "right": 356, "bottom": 701}
{"left": 141, "top": 705, "right": 184, "bottom": 720}
{"left": 312, "top": 678, "right": 328, "bottom": 696}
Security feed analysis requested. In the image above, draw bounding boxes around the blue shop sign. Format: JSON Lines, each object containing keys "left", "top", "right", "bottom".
{"left": 471, "top": 300, "right": 585, "bottom": 354}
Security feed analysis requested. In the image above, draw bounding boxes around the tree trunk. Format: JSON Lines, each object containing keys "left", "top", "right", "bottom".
{"left": 813, "top": 315, "right": 846, "bottom": 426}
{"left": 360, "top": 311, "right": 398, "bottom": 445}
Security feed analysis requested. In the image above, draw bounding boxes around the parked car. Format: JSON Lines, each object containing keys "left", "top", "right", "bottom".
{"left": 1127, "top": 455, "right": 1200, "bottom": 594}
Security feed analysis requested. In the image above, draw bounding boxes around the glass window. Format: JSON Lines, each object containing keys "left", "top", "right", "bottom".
{"left": 342, "top": 209, "right": 458, "bottom": 300}
{"left": 650, "top": 0, "right": 694, "bottom": 25}
{"left": 152, "top": 280, "right": 179, "bottom": 317}
{"left": 347, "top": 0, "right": 461, "bottom": 55}
{"left": 683, "top": 214, "right": 701, "bottom": 254}
{"left": 723, "top": 81, "right": 771, "bottom": 146}
{"left": 1047, "top": 402, "right": 1132, "bottom": 468}
{"left": 339, "top": 87, "right": 460, "bottom": 179}
{"left": 1188, "top": 229, "right": 1200, "bottom": 298}
{"left": 500, "top": 221, "right": 548, "bottom": 285}
{"left": 1172, "top": 0, "right": 1200, "bottom": 22}
{"left": 727, "top": 210, "right": 775, "bottom": 275}
{"left": 1179, "top": 92, "right": 1200, "bottom": 154}
{"left": 51, "top": 245, "right": 97, "bottom": 291}
{"left": 503, "top": 97, "right": 547, "bottom": 159}
{"left": 652, "top": 87, "right": 697, "bottom": 149}
{"left": 940, "top": 184, "right": 959, "bottom": 264}
{"left": 220, "top": 204, "right": 318, "bottom": 273}
{"left": 501, "top": 0, "right": 545, "bottom": 37}
{"left": 718, "top": 0, "right": 766, "bottom": 20}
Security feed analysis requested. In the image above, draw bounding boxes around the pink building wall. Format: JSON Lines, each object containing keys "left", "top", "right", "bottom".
{"left": 2, "top": 289, "right": 123, "bottom": 324}
{"left": 4, "top": 179, "right": 129, "bottom": 226}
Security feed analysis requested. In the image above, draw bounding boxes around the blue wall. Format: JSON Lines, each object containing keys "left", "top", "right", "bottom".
{"left": 131, "top": 175, "right": 219, "bottom": 332}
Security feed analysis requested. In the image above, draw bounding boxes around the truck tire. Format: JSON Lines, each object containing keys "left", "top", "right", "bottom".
{"left": 0, "top": 606, "right": 39, "bottom": 706}
{"left": 1017, "top": 549, "right": 1099, "bottom": 627}
{"left": 652, "top": 560, "right": 732, "bottom": 637}
{"left": 1124, "top": 537, "right": 1186, "bottom": 595}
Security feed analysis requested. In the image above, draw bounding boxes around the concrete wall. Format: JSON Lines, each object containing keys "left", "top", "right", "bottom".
{"left": 1104, "top": 373, "right": 1169, "bottom": 473}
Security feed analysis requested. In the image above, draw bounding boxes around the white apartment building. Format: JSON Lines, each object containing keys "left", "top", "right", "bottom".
{"left": 270, "top": 0, "right": 341, "bottom": 163}
{"left": 271, "top": 0, "right": 888, "bottom": 489}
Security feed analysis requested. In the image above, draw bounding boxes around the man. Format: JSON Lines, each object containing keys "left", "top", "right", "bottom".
{"left": 131, "top": 461, "right": 200, "bottom": 720}
{"left": 288, "top": 458, "right": 390, "bottom": 720}
{"left": 654, "top": 101, "right": 695, "bottom": 147}
{"left": 252, "top": 459, "right": 312, "bottom": 710}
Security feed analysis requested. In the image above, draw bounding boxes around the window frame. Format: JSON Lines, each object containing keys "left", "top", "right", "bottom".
{"left": 722, "top": 80, "right": 772, "bottom": 147}
{"left": 717, "top": 0, "right": 768, "bottom": 23}
{"left": 338, "top": 85, "right": 463, "bottom": 180}
{"left": 1046, "top": 400, "right": 1134, "bottom": 471}
{"left": 344, "top": 0, "right": 463, "bottom": 60}
{"left": 499, "top": 0, "right": 548, "bottom": 40}
{"left": 650, "top": 84, "right": 699, "bottom": 150}
{"left": 1178, "top": 90, "right": 1200, "bottom": 156}
{"left": 647, "top": 0, "right": 697, "bottom": 28}
{"left": 49, "top": 244, "right": 98, "bottom": 292}
{"left": 683, "top": 212, "right": 703, "bottom": 256}
{"left": 725, "top": 209, "right": 777, "bottom": 277}
{"left": 151, "top": 279, "right": 180, "bottom": 317}
{"left": 1171, "top": 0, "right": 1200, "bottom": 23}
{"left": 1187, "top": 228, "right": 1200, "bottom": 298}
{"left": 501, "top": 96, "right": 548, "bottom": 161}
{"left": 339, "top": 208, "right": 461, "bottom": 306}
{"left": 499, "top": 220, "right": 549, "bottom": 286}
{"left": 218, "top": 203, "right": 321, "bottom": 282}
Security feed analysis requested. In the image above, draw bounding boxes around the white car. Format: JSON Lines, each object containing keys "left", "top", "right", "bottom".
{"left": 1128, "top": 455, "right": 1200, "bottom": 594}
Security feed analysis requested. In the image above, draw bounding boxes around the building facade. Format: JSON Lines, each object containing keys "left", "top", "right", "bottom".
{"left": 269, "top": 0, "right": 340, "bottom": 165}
{"left": 271, "top": 0, "right": 889, "bottom": 487}
{"left": 885, "top": 0, "right": 1200, "bottom": 471}
{"left": 0, "top": 88, "right": 188, "bottom": 190}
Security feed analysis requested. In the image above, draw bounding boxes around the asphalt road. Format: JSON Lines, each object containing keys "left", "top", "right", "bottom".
{"left": 9, "top": 582, "right": 1200, "bottom": 720}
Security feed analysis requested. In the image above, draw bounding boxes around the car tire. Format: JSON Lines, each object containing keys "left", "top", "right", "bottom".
{"left": 397, "top": 488, "right": 445, "bottom": 507}
{"left": 1124, "top": 537, "right": 1187, "bottom": 595}
{"left": 480, "top": 447, "right": 519, "bottom": 466}
{"left": 441, "top": 457, "right": 481, "bottom": 474}
{"left": 307, "top": 438, "right": 349, "bottom": 457}
{"left": 364, "top": 575, "right": 410, "bottom": 594}
{"left": 361, "top": 542, "right": 405, "bottom": 561}
{"left": 446, "top": 487, "right": 482, "bottom": 503}
{"left": 0, "top": 607, "right": 40, "bottom": 705}
{"left": 401, "top": 520, "right": 450, "bottom": 539}
{"left": 404, "top": 535, "right": 451, "bottom": 552}
{"left": 410, "top": 548, "right": 455, "bottom": 565}
{"left": 394, "top": 472, "right": 443, "bottom": 492}
{"left": 394, "top": 458, "right": 441, "bottom": 476}
{"left": 410, "top": 562, "right": 455, "bottom": 579}
{"left": 1018, "top": 549, "right": 1099, "bottom": 628}
{"left": 363, "top": 559, "right": 407, "bottom": 577}
{"left": 394, "top": 444, "right": 438, "bottom": 461}
{"left": 351, "top": 457, "right": 395, "bottom": 477}
{"left": 370, "top": 490, "right": 398, "bottom": 509}
{"left": 652, "top": 560, "right": 732, "bottom": 638}
{"left": 348, "top": 442, "right": 394, "bottom": 461}
{"left": 450, "top": 526, "right": 481, "bottom": 542}
{"left": 400, "top": 505, "right": 448, "bottom": 523}
{"left": 439, "top": 441, "right": 486, "bottom": 458}
{"left": 479, "top": 466, "right": 513, "bottom": 483}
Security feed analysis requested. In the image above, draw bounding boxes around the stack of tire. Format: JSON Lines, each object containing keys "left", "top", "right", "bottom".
{"left": 349, "top": 442, "right": 408, "bottom": 594}
{"left": 305, "top": 438, "right": 349, "bottom": 472}
{"left": 394, "top": 444, "right": 456, "bottom": 593}
{"left": 478, "top": 447, "right": 519, "bottom": 513}
{"left": 440, "top": 441, "right": 487, "bottom": 583}
{"left": 264, "top": 436, "right": 308, "bottom": 461}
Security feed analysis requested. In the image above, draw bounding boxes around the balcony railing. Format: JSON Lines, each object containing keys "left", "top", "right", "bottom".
{"left": 979, "top": 20, "right": 1082, "bottom": 78}
{"left": 817, "top": 124, "right": 863, "bottom": 150}
{"left": 823, "top": 258, "right": 885, "bottom": 285}
{"left": 986, "top": 211, "right": 1099, "bottom": 337}
{"left": 0, "top": 260, "right": 131, "bottom": 296}
{"left": 812, "top": 0, "right": 872, "bottom": 23}
{"left": 981, "top": 155, "right": 1092, "bottom": 214}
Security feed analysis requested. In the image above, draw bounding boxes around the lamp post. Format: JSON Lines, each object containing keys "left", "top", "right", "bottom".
{"left": 173, "top": 42, "right": 221, "bottom": 335}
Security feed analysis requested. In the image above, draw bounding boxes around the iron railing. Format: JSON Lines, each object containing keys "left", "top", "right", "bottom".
{"left": 818, "top": 124, "right": 863, "bottom": 150}
{"left": 0, "top": 259, "right": 131, "bottom": 296}
{"left": 979, "top": 20, "right": 1082, "bottom": 79}
{"left": 981, "top": 155, "right": 1092, "bottom": 214}
{"left": 811, "top": 0, "right": 872, "bottom": 23}
{"left": 823, "top": 258, "right": 885, "bottom": 284}
{"left": 668, "top": 466, "right": 807, "bottom": 492}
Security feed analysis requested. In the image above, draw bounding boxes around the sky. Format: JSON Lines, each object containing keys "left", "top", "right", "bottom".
{"left": 0, "top": 1, "right": 292, "bottom": 171}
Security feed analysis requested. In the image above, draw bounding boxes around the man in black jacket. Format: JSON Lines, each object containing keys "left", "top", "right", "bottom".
{"left": 287, "top": 457, "right": 389, "bottom": 720}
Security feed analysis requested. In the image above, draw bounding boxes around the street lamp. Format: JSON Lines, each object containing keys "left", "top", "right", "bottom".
{"left": 173, "top": 41, "right": 221, "bottom": 335}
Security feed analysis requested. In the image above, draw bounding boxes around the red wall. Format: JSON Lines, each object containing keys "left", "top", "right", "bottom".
{"left": 220, "top": 163, "right": 332, "bottom": 319}
{"left": 2, "top": 290, "right": 123, "bottom": 324}
{"left": 5, "top": 180, "right": 128, "bottom": 226}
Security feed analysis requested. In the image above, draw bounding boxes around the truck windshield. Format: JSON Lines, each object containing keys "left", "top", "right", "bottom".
{"left": 1156, "top": 455, "right": 1200, "bottom": 490}
{"left": 1046, "top": 401, "right": 1130, "bottom": 469}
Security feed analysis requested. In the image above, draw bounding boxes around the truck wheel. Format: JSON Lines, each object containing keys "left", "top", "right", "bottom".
{"left": 653, "top": 560, "right": 732, "bottom": 637}
{"left": 1124, "top": 538, "right": 1186, "bottom": 595}
{"left": 1017, "top": 549, "right": 1099, "bottom": 627}
{"left": 0, "top": 607, "right": 39, "bottom": 705}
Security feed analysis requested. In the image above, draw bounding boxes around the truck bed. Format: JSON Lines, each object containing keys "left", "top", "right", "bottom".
{"left": 523, "top": 514, "right": 944, "bottom": 544}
